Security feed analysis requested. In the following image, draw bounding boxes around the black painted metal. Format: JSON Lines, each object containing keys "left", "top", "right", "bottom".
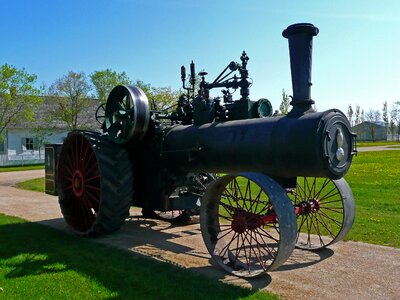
{"left": 44, "top": 144, "right": 62, "bottom": 196}
{"left": 50, "top": 22, "right": 358, "bottom": 278}
{"left": 283, "top": 23, "right": 319, "bottom": 116}
{"left": 162, "top": 109, "right": 354, "bottom": 179}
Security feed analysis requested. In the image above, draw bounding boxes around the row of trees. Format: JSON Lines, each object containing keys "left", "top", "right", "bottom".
{"left": 0, "top": 64, "right": 180, "bottom": 149}
{"left": 277, "top": 89, "right": 400, "bottom": 141}
{"left": 347, "top": 101, "right": 400, "bottom": 141}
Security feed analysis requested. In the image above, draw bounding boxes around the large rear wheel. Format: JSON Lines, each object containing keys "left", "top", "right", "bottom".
{"left": 57, "top": 131, "right": 133, "bottom": 236}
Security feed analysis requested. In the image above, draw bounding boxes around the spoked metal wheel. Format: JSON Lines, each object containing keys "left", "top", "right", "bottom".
{"left": 57, "top": 131, "right": 133, "bottom": 236}
{"left": 105, "top": 85, "right": 150, "bottom": 144}
{"left": 287, "top": 177, "right": 355, "bottom": 250}
{"left": 200, "top": 173, "right": 297, "bottom": 278}
{"left": 95, "top": 103, "right": 106, "bottom": 125}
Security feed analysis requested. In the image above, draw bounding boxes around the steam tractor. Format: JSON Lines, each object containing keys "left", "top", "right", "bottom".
{"left": 46, "top": 23, "right": 357, "bottom": 277}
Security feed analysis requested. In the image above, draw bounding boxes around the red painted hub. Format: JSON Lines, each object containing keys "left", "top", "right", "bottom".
{"left": 72, "top": 170, "right": 84, "bottom": 197}
{"left": 231, "top": 211, "right": 277, "bottom": 233}
{"left": 231, "top": 214, "right": 247, "bottom": 234}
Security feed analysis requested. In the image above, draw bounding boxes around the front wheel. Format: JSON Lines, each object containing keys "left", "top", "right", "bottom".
{"left": 287, "top": 177, "right": 355, "bottom": 250}
{"left": 200, "top": 173, "right": 297, "bottom": 278}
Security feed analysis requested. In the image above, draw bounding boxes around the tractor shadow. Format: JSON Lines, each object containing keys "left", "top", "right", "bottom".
{"left": 5, "top": 215, "right": 335, "bottom": 292}
{"left": 94, "top": 213, "right": 335, "bottom": 290}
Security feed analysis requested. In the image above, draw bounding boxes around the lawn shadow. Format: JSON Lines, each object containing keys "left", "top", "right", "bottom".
{"left": 0, "top": 219, "right": 260, "bottom": 299}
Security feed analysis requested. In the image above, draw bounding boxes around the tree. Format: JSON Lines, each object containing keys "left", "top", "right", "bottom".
{"left": 361, "top": 109, "right": 365, "bottom": 123}
{"left": 48, "top": 71, "right": 91, "bottom": 131}
{"left": 279, "top": 89, "right": 291, "bottom": 115}
{"left": 347, "top": 104, "right": 354, "bottom": 126}
{"left": 132, "top": 80, "right": 152, "bottom": 97}
{"left": 131, "top": 80, "right": 179, "bottom": 111}
{"left": 0, "top": 64, "right": 41, "bottom": 137}
{"left": 90, "top": 69, "right": 131, "bottom": 103}
{"left": 149, "top": 86, "right": 180, "bottom": 111}
{"left": 365, "top": 109, "right": 381, "bottom": 142}
{"left": 390, "top": 102, "right": 400, "bottom": 141}
{"left": 32, "top": 125, "right": 54, "bottom": 157}
{"left": 354, "top": 105, "right": 360, "bottom": 125}
{"left": 382, "top": 100, "right": 389, "bottom": 136}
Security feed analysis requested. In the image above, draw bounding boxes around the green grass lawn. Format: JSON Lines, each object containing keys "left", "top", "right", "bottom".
{"left": 0, "top": 164, "right": 44, "bottom": 173}
{"left": 15, "top": 177, "right": 44, "bottom": 192}
{"left": 344, "top": 150, "right": 400, "bottom": 247}
{"left": 0, "top": 213, "right": 276, "bottom": 300}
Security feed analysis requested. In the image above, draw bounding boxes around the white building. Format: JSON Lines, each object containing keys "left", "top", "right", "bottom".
{"left": 0, "top": 97, "right": 99, "bottom": 166}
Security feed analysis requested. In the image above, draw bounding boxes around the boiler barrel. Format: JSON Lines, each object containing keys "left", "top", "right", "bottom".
{"left": 161, "top": 109, "right": 355, "bottom": 179}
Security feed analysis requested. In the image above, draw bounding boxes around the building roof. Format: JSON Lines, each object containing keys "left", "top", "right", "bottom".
{"left": 352, "top": 121, "right": 385, "bottom": 130}
{"left": 9, "top": 96, "right": 101, "bottom": 131}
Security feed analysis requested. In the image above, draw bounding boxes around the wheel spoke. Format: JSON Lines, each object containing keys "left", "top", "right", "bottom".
{"left": 287, "top": 177, "right": 354, "bottom": 250}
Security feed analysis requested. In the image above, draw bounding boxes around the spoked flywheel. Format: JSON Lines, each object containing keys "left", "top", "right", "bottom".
{"left": 287, "top": 177, "right": 355, "bottom": 250}
{"left": 57, "top": 131, "right": 133, "bottom": 236}
{"left": 200, "top": 173, "right": 297, "bottom": 278}
{"left": 105, "top": 85, "right": 150, "bottom": 144}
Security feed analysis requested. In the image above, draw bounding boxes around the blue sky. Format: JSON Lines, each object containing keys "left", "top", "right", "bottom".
{"left": 1, "top": 0, "right": 400, "bottom": 114}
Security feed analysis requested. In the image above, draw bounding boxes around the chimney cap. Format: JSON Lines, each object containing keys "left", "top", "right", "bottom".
{"left": 282, "top": 23, "right": 319, "bottom": 38}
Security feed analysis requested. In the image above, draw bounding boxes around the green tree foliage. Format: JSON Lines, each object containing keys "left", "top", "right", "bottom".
{"left": 354, "top": 105, "right": 360, "bottom": 126}
{"left": 90, "top": 69, "right": 131, "bottom": 103}
{"left": 382, "top": 100, "right": 388, "bottom": 135}
{"left": 132, "top": 80, "right": 152, "bottom": 96}
{"left": 0, "top": 64, "right": 41, "bottom": 137}
{"left": 365, "top": 109, "right": 381, "bottom": 142}
{"left": 131, "top": 80, "right": 179, "bottom": 111}
{"left": 279, "top": 89, "right": 290, "bottom": 115}
{"left": 32, "top": 125, "right": 54, "bottom": 156}
{"left": 390, "top": 102, "right": 400, "bottom": 141}
{"left": 149, "top": 86, "right": 180, "bottom": 111}
{"left": 347, "top": 104, "right": 354, "bottom": 126}
{"left": 48, "top": 71, "right": 91, "bottom": 131}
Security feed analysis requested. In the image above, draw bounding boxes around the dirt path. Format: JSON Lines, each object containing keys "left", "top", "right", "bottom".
{"left": 0, "top": 170, "right": 399, "bottom": 299}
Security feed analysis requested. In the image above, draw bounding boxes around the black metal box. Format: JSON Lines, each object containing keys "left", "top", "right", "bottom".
{"left": 45, "top": 144, "right": 62, "bottom": 196}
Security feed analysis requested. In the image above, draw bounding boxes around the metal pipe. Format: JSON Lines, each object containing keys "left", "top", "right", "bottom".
{"left": 282, "top": 23, "right": 319, "bottom": 116}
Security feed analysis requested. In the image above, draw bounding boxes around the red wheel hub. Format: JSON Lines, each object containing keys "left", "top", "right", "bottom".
{"left": 231, "top": 211, "right": 277, "bottom": 233}
{"left": 231, "top": 214, "right": 247, "bottom": 234}
{"left": 72, "top": 170, "right": 84, "bottom": 197}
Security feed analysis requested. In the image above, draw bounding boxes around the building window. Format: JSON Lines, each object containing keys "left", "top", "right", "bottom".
{"left": 0, "top": 142, "right": 4, "bottom": 153}
{"left": 25, "top": 138, "right": 34, "bottom": 150}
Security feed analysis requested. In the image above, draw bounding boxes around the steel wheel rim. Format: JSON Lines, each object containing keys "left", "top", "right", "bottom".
{"left": 200, "top": 173, "right": 296, "bottom": 278}
{"left": 105, "top": 85, "right": 150, "bottom": 144}
{"left": 288, "top": 177, "right": 355, "bottom": 250}
{"left": 58, "top": 133, "right": 100, "bottom": 233}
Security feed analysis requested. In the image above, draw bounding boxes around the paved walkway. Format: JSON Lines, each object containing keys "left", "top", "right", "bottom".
{"left": 357, "top": 145, "right": 400, "bottom": 152}
{"left": 0, "top": 170, "right": 399, "bottom": 300}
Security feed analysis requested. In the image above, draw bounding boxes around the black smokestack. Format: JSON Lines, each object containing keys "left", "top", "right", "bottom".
{"left": 282, "top": 23, "right": 319, "bottom": 116}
